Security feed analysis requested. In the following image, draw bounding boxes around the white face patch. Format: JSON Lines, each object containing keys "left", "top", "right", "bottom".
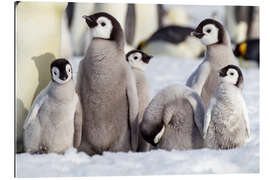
{"left": 221, "top": 68, "right": 239, "bottom": 85}
{"left": 91, "top": 16, "right": 113, "bottom": 39}
{"left": 201, "top": 24, "right": 219, "bottom": 46}
{"left": 128, "top": 52, "right": 147, "bottom": 71}
{"left": 51, "top": 64, "right": 72, "bottom": 84}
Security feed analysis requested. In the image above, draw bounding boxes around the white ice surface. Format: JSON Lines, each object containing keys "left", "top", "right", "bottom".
{"left": 16, "top": 56, "right": 259, "bottom": 177}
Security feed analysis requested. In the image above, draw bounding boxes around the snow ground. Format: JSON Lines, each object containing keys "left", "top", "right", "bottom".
{"left": 16, "top": 56, "right": 259, "bottom": 177}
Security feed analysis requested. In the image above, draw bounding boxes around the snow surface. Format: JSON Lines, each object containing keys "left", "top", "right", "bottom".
{"left": 16, "top": 56, "right": 259, "bottom": 177}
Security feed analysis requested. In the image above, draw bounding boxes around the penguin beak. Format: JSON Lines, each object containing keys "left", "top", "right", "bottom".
{"left": 219, "top": 69, "right": 227, "bottom": 77}
{"left": 191, "top": 31, "right": 205, "bottom": 39}
{"left": 83, "top": 15, "right": 97, "bottom": 28}
{"left": 143, "top": 55, "right": 153, "bottom": 64}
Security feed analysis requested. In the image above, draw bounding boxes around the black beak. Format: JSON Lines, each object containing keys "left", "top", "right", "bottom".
{"left": 191, "top": 31, "right": 205, "bottom": 39}
{"left": 219, "top": 69, "right": 227, "bottom": 77}
{"left": 82, "top": 15, "right": 97, "bottom": 28}
{"left": 143, "top": 55, "right": 153, "bottom": 64}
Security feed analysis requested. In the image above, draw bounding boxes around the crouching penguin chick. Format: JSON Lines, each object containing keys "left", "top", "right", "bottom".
{"left": 140, "top": 84, "right": 205, "bottom": 150}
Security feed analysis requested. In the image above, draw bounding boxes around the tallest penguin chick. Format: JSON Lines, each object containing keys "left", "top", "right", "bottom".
{"left": 186, "top": 19, "right": 238, "bottom": 108}
{"left": 76, "top": 12, "right": 139, "bottom": 155}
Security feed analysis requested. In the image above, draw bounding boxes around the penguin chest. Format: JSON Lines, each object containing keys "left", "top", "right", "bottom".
{"left": 39, "top": 97, "right": 76, "bottom": 135}
{"left": 210, "top": 92, "right": 246, "bottom": 148}
{"left": 202, "top": 69, "right": 219, "bottom": 108}
{"left": 81, "top": 60, "right": 129, "bottom": 141}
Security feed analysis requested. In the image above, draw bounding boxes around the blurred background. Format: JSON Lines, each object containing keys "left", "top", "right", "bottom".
{"left": 61, "top": 3, "right": 259, "bottom": 65}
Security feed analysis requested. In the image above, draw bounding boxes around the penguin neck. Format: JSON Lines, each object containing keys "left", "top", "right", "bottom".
{"left": 86, "top": 38, "right": 124, "bottom": 62}
{"left": 48, "top": 80, "right": 75, "bottom": 101}
{"left": 205, "top": 31, "right": 236, "bottom": 67}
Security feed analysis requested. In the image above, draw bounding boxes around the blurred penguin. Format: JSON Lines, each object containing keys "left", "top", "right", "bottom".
{"left": 60, "top": 7, "right": 73, "bottom": 59}
{"left": 68, "top": 2, "right": 95, "bottom": 56}
{"left": 225, "top": 6, "right": 259, "bottom": 44}
{"left": 137, "top": 25, "right": 205, "bottom": 59}
{"left": 234, "top": 38, "right": 259, "bottom": 67}
{"left": 162, "top": 7, "right": 189, "bottom": 27}
{"left": 125, "top": 4, "right": 159, "bottom": 49}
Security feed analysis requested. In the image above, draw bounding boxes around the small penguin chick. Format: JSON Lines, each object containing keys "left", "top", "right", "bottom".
{"left": 126, "top": 50, "right": 153, "bottom": 71}
{"left": 191, "top": 18, "right": 224, "bottom": 46}
{"left": 24, "top": 58, "right": 82, "bottom": 154}
{"left": 203, "top": 65, "right": 250, "bottom": 149}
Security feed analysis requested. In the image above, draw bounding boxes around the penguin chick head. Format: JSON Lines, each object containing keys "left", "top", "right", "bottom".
{"left": 191, "top": 18, "right": 224, "bottom": 46}
{"left": 126, "top": 50, "right": 153, "bottom": 71}
{"left": 50, "top": 58, "right": 72, "bottom": 84}
{"left": 219, "top": 65, "right": 243, "bottom": 87}
{"left": 82, "top": 12, "right": 124, "bottom": 44}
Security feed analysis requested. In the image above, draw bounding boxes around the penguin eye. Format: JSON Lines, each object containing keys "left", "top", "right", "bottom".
{"left": 230, "top": 72, "right": 234, "bottom": 76}
{"left": 134, "top": 56, "right": 138, "bottom": 60}
{"left": 101, "top": 22, "right": 106, "bottom": 26}
{"left": 206, "top": 29, "right": 211, "bottom": 33}
{"left": 54, "top": 71, "right": 57, "bottom": 75}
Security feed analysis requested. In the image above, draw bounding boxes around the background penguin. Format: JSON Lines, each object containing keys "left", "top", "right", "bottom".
{"left": 234, "top": 38, "right": 260, "bottom": 67}
{"left": 137, "top": 25, "right": 205, "bottom": 59}
{"left": 76, "top": 12, "right": 139, "bottom": 155}
{"left": 225, "top": 6, "right": 259, "bottom": 44}
{"left": 68, "top": 2, "right": 95, "bottom": 56}
{"left": 203, "top": 65, "right": 250, "bottom": 149}
{"left": 140, "top": 84, "right": 205, "bottom": 150}
{"left": 16, "top": 1, "right": 67, "bottom": 153}
{"left": 126, "top": 50, "right": 153, "bottom": 152}
{"left": 125, "top": 4, "right": 159, "bottom": 50}
{"left": 186, "top": 18, "right": 238, "bottom": 108}
{"left": 24, "top": 59, "right": 82, "bottom": 154}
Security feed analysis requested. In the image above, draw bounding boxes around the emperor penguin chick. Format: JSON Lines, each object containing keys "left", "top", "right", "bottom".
{"left": 140, "top": 84, "right": 205, "bottom": 150}
{"left": 203, "top": 65, "right": 250, "bottom": 149}
{"left": 126, "top": 50, "right": 153, "bottom": 152}
{"left": 186, "top": 18, "right": 238, "bottom": 108}
{"left": 77, "top": 12, "right": 139, "bottom": 155}
{"left": 23, "top": 59, "right": 82, "bottom": 154}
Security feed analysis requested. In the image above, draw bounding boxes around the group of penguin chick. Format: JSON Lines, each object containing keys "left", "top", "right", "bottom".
{"left": 23, "top": 12, "right": 250, "bottom": 155}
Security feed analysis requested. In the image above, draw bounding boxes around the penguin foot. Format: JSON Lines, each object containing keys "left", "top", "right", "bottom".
{"left": 37, "top": 145, "right": 49, "bottom": 154}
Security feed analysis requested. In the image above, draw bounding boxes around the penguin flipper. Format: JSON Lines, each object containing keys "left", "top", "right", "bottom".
{"left": 75, "top": 59, "right": 83, "bottom": 94}
{"left": 73, "top": 94, "right": 83, "bottom": 148}
{"left": 186, "top": 61, "right": 211, "bottom": 95}
{"left": 126, "top": 68, "right": 139, "bottom": 151}
{"left": 240, "top": 95, "right": 251, "bottom": 138}
{"left": 23, "top": 84, "right": 49, "bottom": 129}
{"left": 203, "top": 95, "right": 216, "bottom": 138}
{"left": 185, "top": 90, "right": 205, "bottom": 137}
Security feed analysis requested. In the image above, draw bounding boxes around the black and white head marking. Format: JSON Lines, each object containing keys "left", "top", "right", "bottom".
{"left": 219, "top": 65, "right": 243, "bottom": 87}
{"left": 82, "top": 12, "right": 124, "bottom": 47}
{"left": 50, "top": 58, "right": 72, "bottom": 84}
{"left": 191, "top": 18, "right": 224, "bottom": 46}
{"left": 126, "top": 50, "right": 153, "bottom": 70}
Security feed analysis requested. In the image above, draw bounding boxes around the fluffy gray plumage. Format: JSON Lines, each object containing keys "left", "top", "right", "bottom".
{"left": 132, "top": 67, "right": 151, "bottom": 152}
{"left": 140, "top": 84, "right": 205, "bottom": 150}
{"left": 76, "top": 39, "right": 139, "bottom": 155}
{"left": 23, "top": 80, "right": 82, "bottom": 154}
{"left": 186, "top": 19, "right": 238, "bottom": 108}
{"left": 203, "top": 67, "right": 250, "bottom": 149}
